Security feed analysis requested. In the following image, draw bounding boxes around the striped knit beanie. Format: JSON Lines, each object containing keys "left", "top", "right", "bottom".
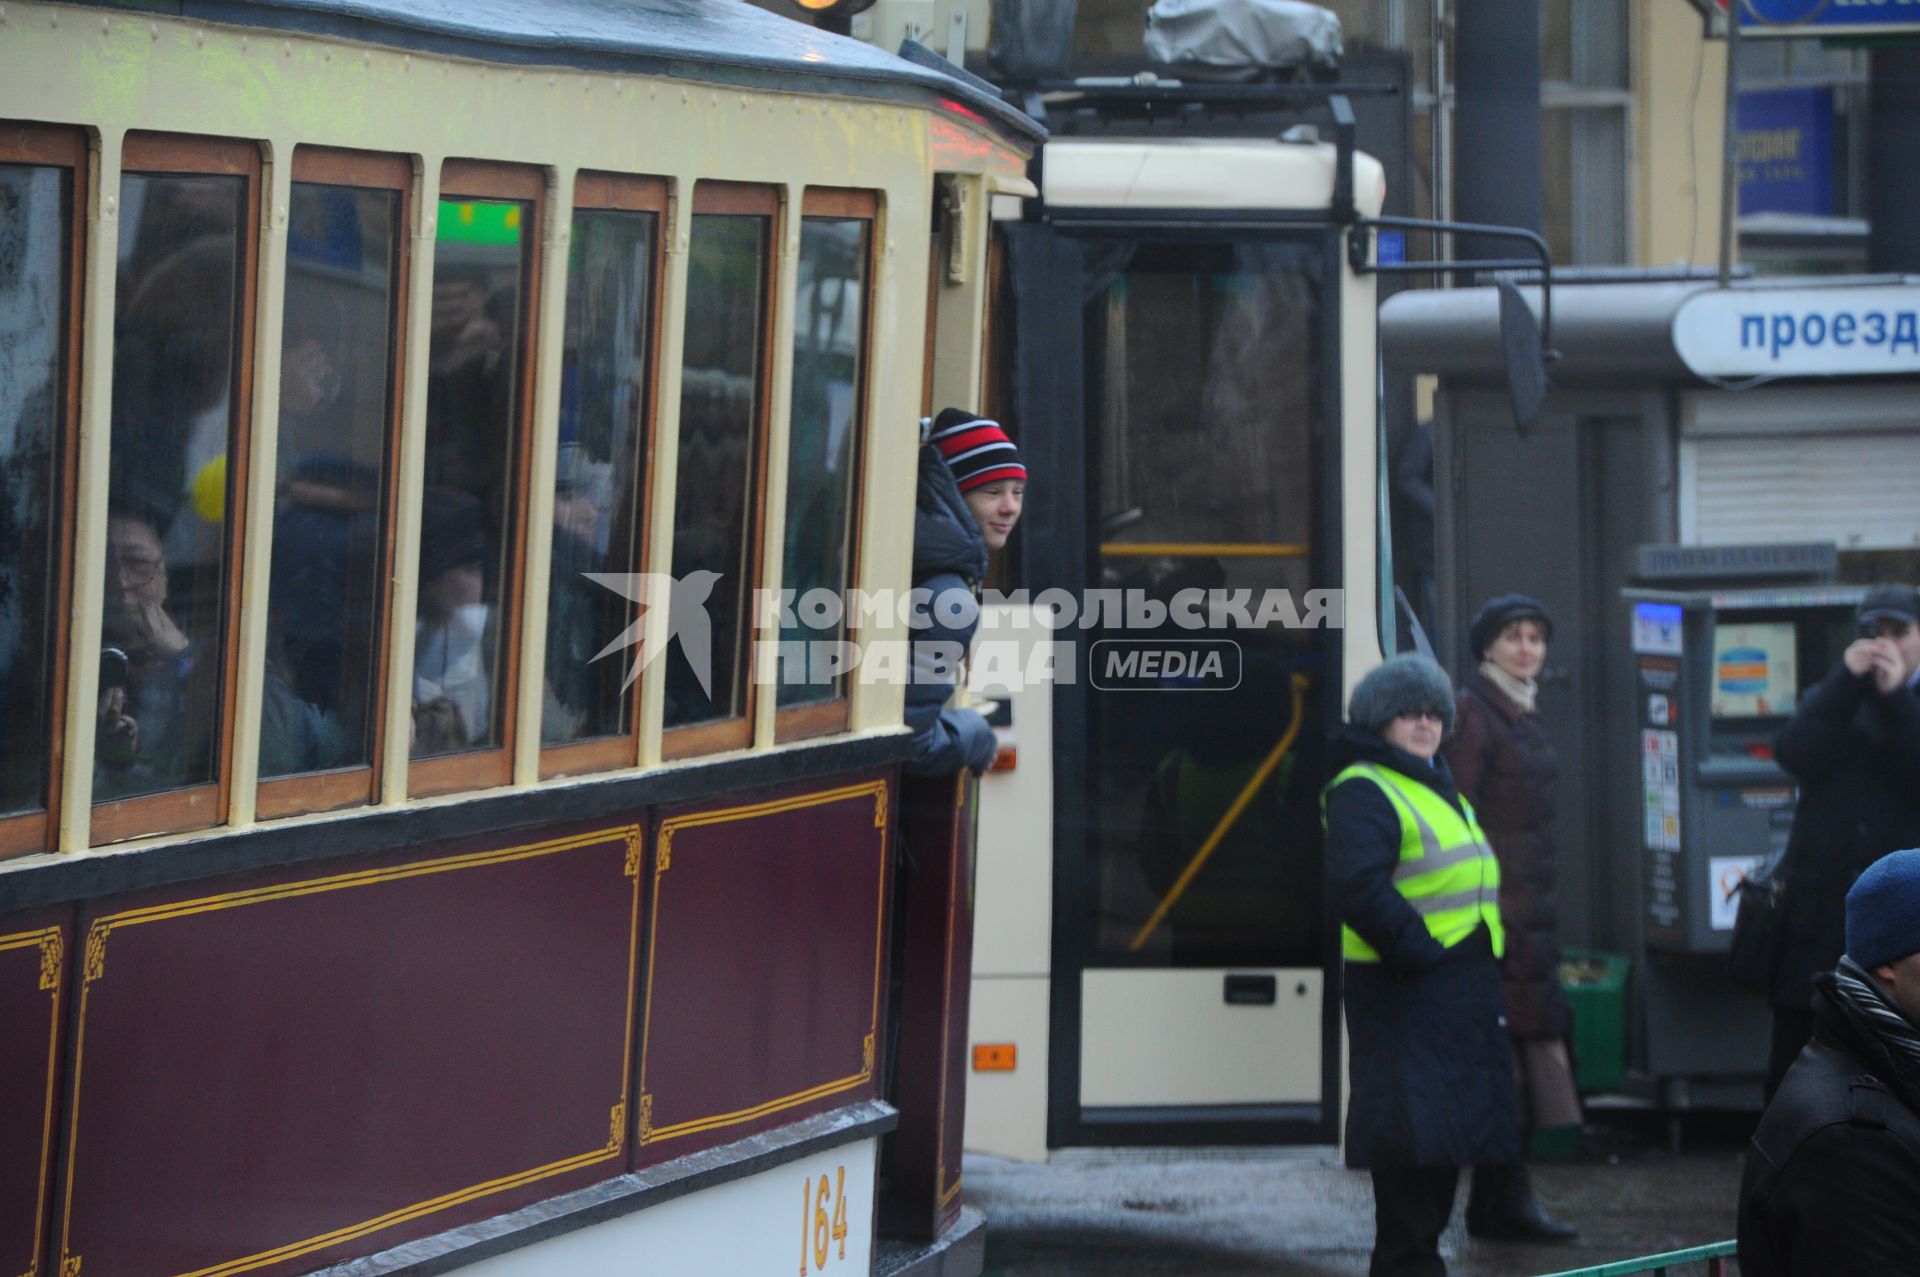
{"left": 929, "top": 408, "right": 1026, "bottom": 494}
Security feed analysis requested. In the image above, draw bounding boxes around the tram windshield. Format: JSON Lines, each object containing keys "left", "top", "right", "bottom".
{"left": 1080, "top": 238, "right": 1328, "bottom": 968}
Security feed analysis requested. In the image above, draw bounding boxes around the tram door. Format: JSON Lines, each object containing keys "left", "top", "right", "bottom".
{"left": 1004, "top": 224, "right": 1344, "bottom": 1148}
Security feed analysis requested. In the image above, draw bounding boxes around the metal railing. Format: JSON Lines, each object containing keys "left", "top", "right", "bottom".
{"left": 1536, "top": 1240, "right": 1737, "bottom": 1277}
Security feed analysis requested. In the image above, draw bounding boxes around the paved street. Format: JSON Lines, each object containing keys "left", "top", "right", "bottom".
{"left": 967, "top": 1115, "right": 1746, "bottom": 1277}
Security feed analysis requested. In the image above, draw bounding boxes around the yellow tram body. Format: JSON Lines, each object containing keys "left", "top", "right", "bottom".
{"left": 0, "top": 2, "right": 1036, "bottom": 1274}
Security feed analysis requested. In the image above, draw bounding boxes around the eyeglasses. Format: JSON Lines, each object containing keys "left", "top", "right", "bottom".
{"left": 1394, "top": 709, "right": 1445, "bottom": 724}
{"left": 108, "top": 549, "right": 164, "bottom": 588}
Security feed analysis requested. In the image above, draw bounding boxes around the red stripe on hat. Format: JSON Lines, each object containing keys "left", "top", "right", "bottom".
{"left": 935, "top": 425, "right": 1011, "bottom": 456}
{"left": 956, "top": 464, "right": 1028, "bottom": 493}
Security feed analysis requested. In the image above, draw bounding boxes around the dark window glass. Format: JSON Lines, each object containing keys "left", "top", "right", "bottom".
{"left": 98, "top": 171, "right": 247, "bottom": 803}
{"left": 412, "top": 197, "right": 528, "bottom": 759}
{"left": 663, "top": 212, "right": 768, "bottom": 730}
{"left": 1080, "top": 238, "right": 1326, "bottom": 969}
{"left": 0, "top": 163, "right": 67, "bottom": 816}
{"left": 260, "top": 182, "right": 400, "bottom": 780}
{"left": 777, "top": 217, "right": 868, "bottom": 708}
{"left": 544, "top": 207, "right": 655, "bottom": 744}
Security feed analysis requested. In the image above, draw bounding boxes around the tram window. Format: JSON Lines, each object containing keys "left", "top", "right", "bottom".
{"left": 255, "top": 149, "right": 409, "bottom": 819}
{"left": 540, "top": 174, "right": 664, "bottom": 775}
{"left": 409, "top": 161, "right": 541, "bottom": 798}
{"left": 775, "top": 192, "right": 874, "bottom": 740}
{"left": 94, "top": 134, "right": 260, "bottom": 845}
{"left": 0, "top": 125, "right": 82, "bottom": 856}
{"left": 660, "top": 182, "right": 776, "bottom": 757}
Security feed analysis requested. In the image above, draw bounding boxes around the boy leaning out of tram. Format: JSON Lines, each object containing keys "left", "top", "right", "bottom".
{"left": 902, "top": 409, "right": 1026, "bottom": 777}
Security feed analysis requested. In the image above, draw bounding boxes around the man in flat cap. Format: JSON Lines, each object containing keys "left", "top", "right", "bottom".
{"left": 1764, "top": 584, "right": 1920, "bottom": 1093}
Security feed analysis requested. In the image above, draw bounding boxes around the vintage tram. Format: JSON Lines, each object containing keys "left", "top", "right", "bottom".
{"left": 0, "top": 2, "right": 1038, "bottom": 1274}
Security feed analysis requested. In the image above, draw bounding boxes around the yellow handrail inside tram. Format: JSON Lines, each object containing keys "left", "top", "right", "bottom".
{"left": 1099, "top": 542, "right": 1310, "bottom": 558}
{"left": 1128, "top": 672, "right": 1311, "bottom": 952}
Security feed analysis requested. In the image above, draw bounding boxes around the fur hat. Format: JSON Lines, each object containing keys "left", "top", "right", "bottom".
{"left": 928, "top": 408, "right": 1026, "bottom": 494}
{"left": 1468, "top": 592, "right": 1554, "bottom": 660}
{"left": 1348, "top": 654, "right": 1455, "bottom": 736}
{"left": 1846, "top": 848, "right": 1920, "bottom": 969}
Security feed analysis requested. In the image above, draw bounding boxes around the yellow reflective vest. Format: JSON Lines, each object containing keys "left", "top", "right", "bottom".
{"left": 1325, "top": 761, "right": 1505, "bottom": 963}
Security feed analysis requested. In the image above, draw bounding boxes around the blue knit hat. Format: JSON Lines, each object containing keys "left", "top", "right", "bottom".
{"left": 1845, "top": 848, "right": 1920, "bottom": 969}
{"left": 1468, "top": 592, "right": 1553, "bottom": 661}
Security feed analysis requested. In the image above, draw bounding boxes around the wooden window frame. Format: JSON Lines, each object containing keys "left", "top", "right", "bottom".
{"left": 0, "top": 123, "right": 85, "bottom": 858}
{"left": 92, "top": 132, "right": 262, "bottom": 847}
{"left": 408, "top": 159, "right": 544, "bottom": 800}
{"left": 539, "top": 172, "right": 669, "bottom": 781}
{"left": 774, "top": 188, "right": 879, "bottom": 746}
{"left": 255, "top": 146, "right": 413, "bottom": 821}
{"left": 660, "top": 181, "right": 781, "bottom": 762}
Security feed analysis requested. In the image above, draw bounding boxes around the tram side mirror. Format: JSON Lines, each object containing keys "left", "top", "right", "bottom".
{"left": 1497, "top": 279, "right": 1548, "bottom": 436}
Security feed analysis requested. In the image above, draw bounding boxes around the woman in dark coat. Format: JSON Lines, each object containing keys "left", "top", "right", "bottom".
{"left": 1327, "top": 654, "right": 1518, "bottom": 1277}
{"left": 1444, "top": 594, "right": 1579, "bottom": 1242}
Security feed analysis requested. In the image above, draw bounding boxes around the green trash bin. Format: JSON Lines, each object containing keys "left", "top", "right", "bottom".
{"left": 1561, "top": 949, "right": 1630, "bottom": 1094}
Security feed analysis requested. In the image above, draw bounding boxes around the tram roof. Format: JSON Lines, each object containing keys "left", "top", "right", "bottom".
{"left": 72, "top": 0, "right": 1044, "bottom": 146}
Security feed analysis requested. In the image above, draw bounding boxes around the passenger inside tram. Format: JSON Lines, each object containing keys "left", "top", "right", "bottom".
{"left": 411, "top": 486, "right": 496, "bottom": 756}
{"left": 98, "top": 501, "right": 348, "bottom": 800}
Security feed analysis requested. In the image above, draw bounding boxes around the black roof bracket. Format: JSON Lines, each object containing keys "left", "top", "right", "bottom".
{"left": 1346, "top": 215, "right": 1558, "bottom": 354}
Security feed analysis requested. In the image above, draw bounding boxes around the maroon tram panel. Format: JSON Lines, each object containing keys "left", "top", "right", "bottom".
{"left": 0, "top": 904, "right": 70, "bottom": 1277}
{"left": 56, "top": 819, "right": 643, "bottom": 1277}
{"left": 634, "top": 774, "right": 891, "bottom": 1167}
{"left": 880, "top": 772, "right": 977, "bottom": 1240}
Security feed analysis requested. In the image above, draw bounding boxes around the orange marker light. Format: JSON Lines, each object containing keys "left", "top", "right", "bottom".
{"left": 972, "top": 1043, "right": 1017, "bottom": 1072}
{"left": 990, "top": 745, "right": 1017, "bottom": 773}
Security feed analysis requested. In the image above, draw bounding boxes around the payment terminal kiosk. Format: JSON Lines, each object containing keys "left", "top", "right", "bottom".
{"left": 1623, "top": 584, "right": 1864, "bottom": 1094}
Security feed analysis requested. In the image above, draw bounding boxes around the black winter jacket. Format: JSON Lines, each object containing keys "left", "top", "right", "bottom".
{"left": 904, "top": 444, "right": 996, "bottom": 776}
{"left": 1326, "top": 725, "right": 1519, "bottom": 1169}
{"left": 1445, "top": 672, "right": 1571, "bottom": 1040}
{"left": 1769, "top": 666, "right": 1920, "bottom": 1010}
{"left": 1738, "top": 974, "right": 1920, "bottom": 1276}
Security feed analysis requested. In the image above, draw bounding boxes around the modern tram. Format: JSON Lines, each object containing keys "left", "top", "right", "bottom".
{"left": 0, "top": 3, "right": 1039, "bottom": 1274}
{"left": 961, "top": 87, "right": 1395, "bottom": 1158}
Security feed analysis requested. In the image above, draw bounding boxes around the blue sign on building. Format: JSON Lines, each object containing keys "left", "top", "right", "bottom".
{"left": 1739, "top": 0, "right": 1920, "bottom": 36}
{"left": 1735, "top": 87, "right": 1834, "bottom": 217}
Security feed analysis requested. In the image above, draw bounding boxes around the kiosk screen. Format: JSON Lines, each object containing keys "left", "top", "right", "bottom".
{"left": 1712, "top": 621, "right": 1798, "bottom": 719}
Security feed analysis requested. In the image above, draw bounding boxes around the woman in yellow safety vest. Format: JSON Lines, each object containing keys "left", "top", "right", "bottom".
{"left": 1324, "top": 654, "right": 1518, "bottom": 1277}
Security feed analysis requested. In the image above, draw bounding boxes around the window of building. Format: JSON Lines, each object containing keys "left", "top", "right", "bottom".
{"left": 540, "top": 172, "right": 665, "bottom": 777}
{"left": 0, "top": 123, "right": 83, "bottom": 857}
{"left": 1542, "top": 0, "right": 1630, "bottom": 266}
{"left": 94, "top": 133, "right": 261, "bottom": 845}
{"left": 775, "top": 190, "right": 875, "bottom": 741}
{"left": 660, "top": 182, "right": 777, "bottom": 758}
{"left": 255, "top": 148, "right": 410, "bottom": 819}
{"left": 409, "top": 161, "right": 542, "bottom": 798}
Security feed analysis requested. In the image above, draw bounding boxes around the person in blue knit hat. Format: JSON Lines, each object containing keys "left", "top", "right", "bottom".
{"left": 1738, "top": 847, "right": 1920, "bottom": 1276}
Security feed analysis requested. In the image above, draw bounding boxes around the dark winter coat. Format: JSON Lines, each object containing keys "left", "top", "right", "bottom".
{"left": 1768, "top": 666, "right": 1920, "bottom": 1010}
{"left": 1737, "top": 974, "right": 1920, "bottom": 1276}
{"left": 904, "top": 443, "right": 996, "bottom": 776}
{"left": 1444, "top": 671, "right": 1571, "bottom": 1041}
{"left": 1326, "top": 724, "right": 1520, "bottom": 1170}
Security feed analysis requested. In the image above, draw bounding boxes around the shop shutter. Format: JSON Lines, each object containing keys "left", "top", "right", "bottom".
{"left": 1691, "top": 430, "right": 1920, "bottom": 548}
